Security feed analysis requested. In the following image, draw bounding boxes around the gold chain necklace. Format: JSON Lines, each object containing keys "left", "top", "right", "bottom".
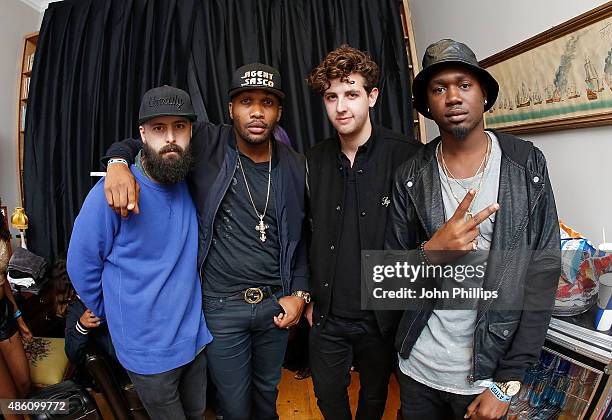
{"left": 437, "top": 133, "right": 491, "bottom": 221}
{"left": 237, "top": 141, "right": 272, "bottom": 242}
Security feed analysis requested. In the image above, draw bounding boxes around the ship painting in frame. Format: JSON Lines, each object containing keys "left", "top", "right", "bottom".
{"left": 480, "top": 3, "right": 612, "bottom": 134}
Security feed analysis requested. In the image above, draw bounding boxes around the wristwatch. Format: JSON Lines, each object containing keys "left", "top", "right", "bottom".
{"left": 494, "top": 381, "right": 521, "bottom": 397}
{"left": 291, "top": 291, "right": 311, "bottom": 303}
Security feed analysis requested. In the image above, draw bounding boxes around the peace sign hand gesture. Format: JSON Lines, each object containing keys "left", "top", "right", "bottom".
{"left": 423, "top": 189, "right": 499, "bottom": 264}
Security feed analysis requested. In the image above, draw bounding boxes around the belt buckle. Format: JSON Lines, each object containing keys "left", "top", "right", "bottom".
{"left": 244, "top": 287, "right": 264, "bottom": 304}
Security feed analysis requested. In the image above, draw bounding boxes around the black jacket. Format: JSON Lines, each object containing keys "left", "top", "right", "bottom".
{"left": 64, "top": 300, "right": 116, "bottom": 365}
{"left": 386, "top": 131, "right": 561, "bottom": 382}
{"left": 104, "top": 122, "right": 309, "bottom": 295}
{"left": 306, "top": 125, "right": 421, "bottom": 337}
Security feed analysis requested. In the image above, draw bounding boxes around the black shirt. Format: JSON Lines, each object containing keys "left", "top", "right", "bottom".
{"left": 203, "top": 153, "right": 281, "bottom": 296}
{"left": 331, "top": 150, "right": 369, "bottom": 319}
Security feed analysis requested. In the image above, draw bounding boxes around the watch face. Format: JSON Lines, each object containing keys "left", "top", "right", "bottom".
{"left": 506, "top": 381, "right": 521, "bottom": 396}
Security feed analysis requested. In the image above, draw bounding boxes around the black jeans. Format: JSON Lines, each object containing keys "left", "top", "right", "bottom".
{"left": 309, "top": 313, "right": 395, "bottom": 420}
{"left": 203, "top": 291, "right": 289, "bottom": 420}
{"left": 127, "top": 349, "right": 207, "bottom": 420}
{"left": 397, "top": 369, "right": 477, "bottom": 420}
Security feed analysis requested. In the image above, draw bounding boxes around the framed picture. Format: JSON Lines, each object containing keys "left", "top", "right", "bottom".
{"left": 480, "top": 3, "right": 612, "bottom": 134}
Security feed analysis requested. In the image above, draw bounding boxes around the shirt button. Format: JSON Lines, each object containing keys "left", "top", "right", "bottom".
{"left": 503, "top": 329, "right": 509, "bottom": 337}
{"left": 357, "top": 169, "right": 364, "bottom": 174}
{"left": 407, "top": 181, "right": 413, "bottom": 188}
{"left": 320, "top": 315, "right": 325, "bottom": 318}
{"left": 339, "top": 165, "right": 343, "bottom": 171}
{"left": 360, "top": 211, "right": 366, "bottom": 217}
{"left": 330, "top": 245, "right": 335, "bottom": 250}
{"left": 336, "top": 205, "right": 341, "bottom": 211}
{"left": 316, "top": 322, "right": 321, "bottom": 326}
{"left": 533, "top": 176, "right": 540, "bottom": 183}
{"left": 324, "top": 283, "right": 329, "bottom": 287}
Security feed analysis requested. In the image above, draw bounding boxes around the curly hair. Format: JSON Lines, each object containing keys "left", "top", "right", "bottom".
{"left": 307, "top": 45, "right": 380, "bottom": 95}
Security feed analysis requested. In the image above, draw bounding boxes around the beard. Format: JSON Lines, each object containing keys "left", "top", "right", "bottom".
{"left": 142, "top": 142, "right": 192, "bottom": 184}
{"left": 450, "top": 126, "right": 470, "bottom": 140}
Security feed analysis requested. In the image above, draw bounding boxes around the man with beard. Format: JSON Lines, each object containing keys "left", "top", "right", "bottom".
{"left": 67, "top": 86, "right": 213, "bottom": 420}
{"left": 305, "top": 45, "right": 421, "bottom": 420}
{"left": 386, "top": 39, "right": 560, "bottom": 419}
{"left": 100, "top": 64, "right": 309, "bottom": 420}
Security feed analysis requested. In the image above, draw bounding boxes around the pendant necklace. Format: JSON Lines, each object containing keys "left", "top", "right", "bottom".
{"left": 237, "top": 141, "right": 272, "bottom": 242}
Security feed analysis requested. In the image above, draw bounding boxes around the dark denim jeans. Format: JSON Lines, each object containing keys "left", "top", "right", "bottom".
{"left": 203, "top": 291, "right": 289, "bottom": 420}
{"left": 127, "top": 349, "right": 207, "bottom": 420}
{"left": 309, "top": 314, "right": 395, "bottom": 420}
{"left": 397, "top": 369, "right": 477, "bottom": 420}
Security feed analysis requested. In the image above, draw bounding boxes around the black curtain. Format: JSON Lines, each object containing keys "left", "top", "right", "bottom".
{"left": 24, "top": 0, "right": 413, "bottom": 260}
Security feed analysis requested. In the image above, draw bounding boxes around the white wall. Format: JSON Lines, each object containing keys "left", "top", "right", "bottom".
{"left": 409, "top": 0, "right": 611, "bottom": 245}
{"left": 0, "top": 0, "right": 40, "bottom": 242}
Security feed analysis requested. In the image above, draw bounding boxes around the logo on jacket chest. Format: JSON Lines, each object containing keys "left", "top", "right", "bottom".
{"left": 381, "top": 196, "right": 391, "bottom": 207}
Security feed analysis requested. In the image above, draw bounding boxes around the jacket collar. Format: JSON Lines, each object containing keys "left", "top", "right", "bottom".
{"left": 334, "top": 124, "right": 380, "bottom": 164}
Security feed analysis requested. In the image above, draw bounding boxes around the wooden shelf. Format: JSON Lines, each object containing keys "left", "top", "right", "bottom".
{"left": 16, "top": 31, "right": 39, "bottom": 207}
{"left": 399, "top": 0, "right": 426, "bottom": 143}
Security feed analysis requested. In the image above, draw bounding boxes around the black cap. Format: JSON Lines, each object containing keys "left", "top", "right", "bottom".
{"left": 138, "top": 85, "right": 197, "bottom": 124}
{"left": 412, "top": 39, "right": 499, "bottom": 119}
{"left": 228, "top": 63, "right": 285, "bottom": 99}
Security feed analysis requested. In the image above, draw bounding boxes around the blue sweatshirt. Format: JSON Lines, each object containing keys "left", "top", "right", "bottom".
{"left": 67, "top": 165, "right": 213, "bottom": 374}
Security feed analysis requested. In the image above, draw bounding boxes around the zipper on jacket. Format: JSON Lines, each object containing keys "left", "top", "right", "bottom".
{"left": 400, "top": 300, "right": 424, "bottom": 355}
{"left": 273, "top": 183, "right": 286, "bottom": 296}
{"left": 468, "top": 324, "right": 477, "bottom": 385}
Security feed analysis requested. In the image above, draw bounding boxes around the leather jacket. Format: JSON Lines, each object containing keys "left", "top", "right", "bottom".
{"left": 386, "top": 130, "right": 561, "bottom": 383}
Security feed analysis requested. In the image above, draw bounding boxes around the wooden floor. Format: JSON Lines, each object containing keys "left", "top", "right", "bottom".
{"left": 276, "top": 368, "right": 400, "bottom": 420}
{"left": 94, "top": 368, "right": 401, "bottom": 419}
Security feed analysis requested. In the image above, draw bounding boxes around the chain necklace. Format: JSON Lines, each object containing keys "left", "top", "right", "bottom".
{"left": 437, "top": 132, "right": 491, "bottom": 222}
{"left": 237, "top": 141, "right": 272, "bottom": 242}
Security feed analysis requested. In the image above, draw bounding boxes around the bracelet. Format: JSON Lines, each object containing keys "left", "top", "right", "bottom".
{"left": 13, "top": 309, "right": 22, "bottom": 319}
{"left": 291, "top": 290, "right": 311, "bottom": 303}
{"left": 419, "top": 241, "right": 432, "bottom": 265}
{"left": 108, "top": 158, "right": 129, "bottom": 166}
{"left": 488, "top": 383, "right": 511, "bottom": 402}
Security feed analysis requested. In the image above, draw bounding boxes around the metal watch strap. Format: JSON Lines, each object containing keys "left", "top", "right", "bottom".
{"left": 291, "top": 291, "right": 311, "bottom": 303}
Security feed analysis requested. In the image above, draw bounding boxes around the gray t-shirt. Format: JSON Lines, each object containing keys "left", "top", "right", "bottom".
{"left": 399, "top": 131, "right": 501, "bottom": 395}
